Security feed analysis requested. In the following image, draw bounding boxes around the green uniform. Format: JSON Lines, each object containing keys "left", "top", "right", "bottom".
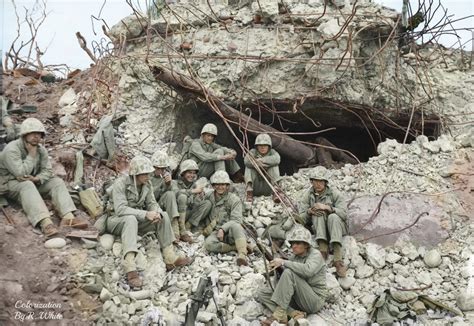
{"left": 0, "top": 138, "right": 76, "bottom": 226}
{"left": 297, "top": 186, "right": 347, "bottom": 244}
{"left": 202, "top": 190, "right": 246, "bottom": 253}
{"left": 188, "top": 138, "right": 240, "bottom": 179}
{"left": 176, "top": 178, "right": 212, "bottom": 224}
{"left": 105, "top": 175, "right": 175, "bottom": 272}
{"left": 0, "top": 96, "right": 18, "bottom": 143}
{"left": 150, "top": 175, "right": 179, "bottom": 219}
{"left": 90, "top": 115, "right": 115, "bottom": 160}
{"left": 258, "top": 247, "right": 328, "bottom": 314}
{"left": 244, "top": 148, "right": 281, "bottom": 196}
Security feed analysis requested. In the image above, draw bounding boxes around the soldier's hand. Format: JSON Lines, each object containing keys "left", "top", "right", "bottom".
{"left": 229, "top": 150, "right": 237, "bottom": 159}
{"left": 163, "top": 174, "right": 172, "bottom": 184}
{"left": 24, "top": 142, "right": 38, "bottom": 157}
{"left": 217, "top": 228, "right": 224, "bottom": 241}
{"left": 270, "top": 258, "right": 284, "bottom": 268}
{"left": 312, "top": 203, "right": 327, "bottom": 211}
{"left": 146, "top": 211, "right": 161, "bottom": 223}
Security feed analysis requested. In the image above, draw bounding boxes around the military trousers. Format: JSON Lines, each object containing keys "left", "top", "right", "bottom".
{"left": 184, "top": 198, "right": 213, "bottom": 228}
{"left": 244, "top": 166, "right": 281, "bottom": 196}
{"left": 158, "top": 190, "right": 179, "bottom": 219}
{"left": 6, "top": 177, "right": 76, "bottom": 227}
{"left": 258, "top": 268, "right": 326, "bottom": 315}
{"left": 105, "top": 212, "right": 174, "bottom": 272}
{"left": 198, "top": 148, "right": 240, "bottom": 179}
{"left": 204, "top": 221, "right": 246, "bottom": 253}
{"left": 311, "top": 211, "right": 347, "bottom": 244}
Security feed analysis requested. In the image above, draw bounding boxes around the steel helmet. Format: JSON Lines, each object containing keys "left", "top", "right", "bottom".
{"left": 20, "top": 118, "right": 46, "bottom": 136}
{"left": 129, "top": 156, "right": 154, "bottom": 176}
{"left": 210, "top": 170, "right": 231, "bottom": 184}
{"left": 309, "top": 166, "right": 330, "bottom": 183}
{"left": 151, "top": 151, "right": 170, "bottom": 168}
{"left": 179, "top": 159, "right": 199, "bottom": 175}
{"left": 201, "top": 123, "right": 218, "bottom": 136}
{"left": 255, "top": 133, "right": 272, "bottom": 147}
{"left": 287, "top": 225, "right": 312, "bottom": 246}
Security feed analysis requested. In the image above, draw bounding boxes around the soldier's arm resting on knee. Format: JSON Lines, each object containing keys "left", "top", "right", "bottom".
{"left": 145, "top": 183, "right": 163, "bottom": 214}
{"left": 189, "top": 141, "right": 221, "bottom": 162}
{"left": 220, "top": 196, "right": 243, "bottom": 232}
{"left": 331, "top": 190, "right": 348, "bottom": 220}
{"left": 284, "top": 252, "right": 324, "bottom": 279}
{"left": 35, "top": 147, "right": 54, "bottom": 184}
{"left": 259, "top": 149, "right": 280, "bottom": 167}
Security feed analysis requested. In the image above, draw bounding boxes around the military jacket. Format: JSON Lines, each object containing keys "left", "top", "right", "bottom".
{"left": 205, "top": 190, "right": 242, "bottom": 232}
{"left": 150, "top": 175, "right": 178, "bottom": 200}
{"left": 243, "top": 148, "right": 280, "bottom": 168}
{"left": 0, "top": 138, "right": 53, "bottom": 187}
{"left": 285, "top": 247, "right": 328, "bottom": 298}
{"left": 110, "top": 175, "right": 162, "bottom": 222}
{"left": 188, "top": 138, "right": 233, "bottom": 163}
{"left": 298, "top": 186, "right": 347, "bottom": 222}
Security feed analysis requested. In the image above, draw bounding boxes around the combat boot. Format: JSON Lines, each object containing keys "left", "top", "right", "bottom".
{"left": 42, "top": 224, "right": 59, "bottom": 237}
{"left": 334, "top": 260, "right": 347, "bottom": 278}
{"left": 246, "top": 190, "right": 254, "bottom": 203}
{"left": 261, "top": 306, "right": 288, "bottom": 325}
{"left": 235, "top": 238, "right": 249, "bottom": 266}
{"left": 126, "top": 271, "right": 143, "bottom": 288}
{"left": 272, "top": 192, "right": 281, "bottom": 203}
{"left": 166, "top": 256, "right": 192, "bottom": 271}
{"left": 231, "top": 170, "right": 245, "bottom": 183}
{"left": 60, "top": 214, "right": 88, "bottom": 229}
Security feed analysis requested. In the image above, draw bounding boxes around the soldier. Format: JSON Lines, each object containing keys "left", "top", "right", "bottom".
{"left": 188, "top": 123, "right": 243, "bottom": 181}
{"left": 244, "top": 133, "right": 281, "bottom": 202}
{"left": 150, "top": 151, "right": 191, "bottom": 243}
{"left": 258, "top": 226, "right": 327, "bottom": 325}
{"left": 0, "top": 118, "right": 87, "bottom": 237}
{"left": 175, "top": 159, "right": 212, "bottom": 237}
{"left": 201, "top": 171, "right": 250, "bottom": 266}
{"left": 105, "top": 156, "right": 191, "bottom": 288}
{"left": 298, "top": 166, "right": 348, "bottom": 277}
{"left": 0, "top": 96, "right": 19, "bottom": 147}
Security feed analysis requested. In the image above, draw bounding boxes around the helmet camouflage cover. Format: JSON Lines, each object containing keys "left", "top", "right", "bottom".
{"left": 210, "top": 170, "right": 231, "bottom": 184}
{"left": 255, "top": 133, "right": 272, "bottom": 147}
{"left": 201, "top": 123, "right": 218, "bottom": 136}
{"left": 151, "top": 151, "right": 170, "bottom": 168}
{"left": 20, "top": 118, "right": 46, "bottom": 136}
{"left": 287, "top": 225, "right": 312, "bottom": 246}
{"left": 129, "top": 156, "right": 154, "bottom": 176}
{"left": 309, "top": 166, "right": 330, "bottom": 183}
{"left": 180, "top": 159, "right": 199, "bottom": 175}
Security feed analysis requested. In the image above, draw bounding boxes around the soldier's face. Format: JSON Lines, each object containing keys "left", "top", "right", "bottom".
{"left": 311, "top": 179, "right": 326, "bottom": 193}
{"left": 136, "top": 173, "right": 150, "bottom": 185}
{"left": 24, "top": 132, "right": 43, "bottom": 146}
{"left": 213, "top": 183, "right": 229, "bottom": 195}
{"left": 291, "top": 241, "right": 309, "bottom": 256}
{"left": 182, "top": 170, "right": 197, "bottom": 183}
{"left": 256, "top": 145, "right": 270, "bottom": 155}
{"left": 202, "top": 133, "right": 215, "bottom": 144}
{"left": 154, "top": 167, "right": 166, "bottom": 177}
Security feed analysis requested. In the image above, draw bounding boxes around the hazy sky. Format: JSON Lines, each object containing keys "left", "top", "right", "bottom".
{"left": 1, "top": 0, "right": 473, "bottom": 70}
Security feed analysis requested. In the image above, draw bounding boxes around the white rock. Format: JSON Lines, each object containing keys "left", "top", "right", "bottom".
{"left": 111, "top": 271, "right": 120, "bottom": 283}
{"left": 100, "top": 288, "right": 113, "bottom": 302}
{"left": 112, "top": 242, "right": 122, "bottom": 257}
{"left": 424, "top": 249, "right": 442, "bottom": 268}
{"left": 356, "top": 264, "right": 374, "bottom": 279}
{"left": 44, "top": 238, "right": 67, "bottom": 249}
{"left": 338, "top": 277, "right": 356, "bottom": 290}
{"left": 401, "top": 243, "right": 419, "bottom": 260}
{"left": 58, "top": 88, "right": 77, "bottom": 107}
{"left": 128, "top": 290, "right": 152, "bottom": 300}
{"left": 457, "top": 289, "right": 474, "bottom": 311}
{"left": 227, "top": 316, "right": 251, "bottom": 326}
{"left": 100, "top": 234, "right": 115, "bottom": 250}
{"left": 197, "top": 311, "right": 217, "bottom": 323}
{"left": 366, "top": 243, "right": 386, "bottom": 269}
{"left": 233, "top": 299, "right": 263, "bottom": 320}
{"left": 386, "top": 252, "right": 402, "bottom": 264}
{"left": 235, "top": 273, "right": 265, "bottom": 302}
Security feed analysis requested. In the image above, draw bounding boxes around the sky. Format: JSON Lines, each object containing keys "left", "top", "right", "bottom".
{"left": 1, "top": 0, "right": 473, "bottom": 70}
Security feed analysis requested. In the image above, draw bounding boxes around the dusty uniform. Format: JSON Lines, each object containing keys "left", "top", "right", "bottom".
{"left": 176, "top": 178, "right": 212, "bottom": 225}
{"left": 202, "top": 191, "right": 246, "bottom": 253}
{"left": 105, "top": 175, "right": 175, "bottom": 272}
{"left": 0, "top": 96, "right": 18, "bottom": 144}
{"left": 244, "top": 148, "right": 281, "bottom": 196}
{"left": 0, "top": 138, "right": 76, "bottom": 226}
{"left": 188, "top": 138, "right": 240, "bottom": 179}
{"left": 258, "top": 247, "right": 328, "bottom": 314}
{"left": 90, "top": 115, "right": 115, "bottom": 160}
{"left": 297, "top": 186, "right": 347, "bottom": 244}
{"left": 150, "top": 175, "right": 179, "bottom": 219}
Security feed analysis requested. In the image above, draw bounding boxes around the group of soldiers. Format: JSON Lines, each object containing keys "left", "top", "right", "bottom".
{"left": 0, "top": 118, "right": 349, "bottom": 324}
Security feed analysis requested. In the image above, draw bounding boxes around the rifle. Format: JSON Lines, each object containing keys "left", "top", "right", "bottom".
{"left": 184, "top": 276, "right": 225, "bottom": 326}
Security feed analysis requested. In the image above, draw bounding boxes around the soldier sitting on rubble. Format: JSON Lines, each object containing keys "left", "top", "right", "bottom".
{"left": 0, "top": 96, "right": 20, "bottom": 148}
{"left": 175, "top": 159, "right": 211, "bottom": 242}
{"left": 0, "top": 118, "right": 88, "bottom": 237}
{"left": 149, "top": 151, "right": 192, "bottom": 243}
{"left": 188, "top": 123, "right": 244, "bottom": 182}
{"left": 201, "top": 170, "right": 251, "bottom": 266}
{"left": 104, "top": 156, "right": 191, "bottom": 288}
{"left": 258, "top": 225, "right": 327, "bottom": 325}
{"left": 244, "top": 133, "right": 282, "bottom": 203}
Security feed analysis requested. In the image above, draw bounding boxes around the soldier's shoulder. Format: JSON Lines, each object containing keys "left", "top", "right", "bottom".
{"left": 228, "top": 192, "right": 241, "bottom": 202}
{"left": 3, "top": 139, "right": 22, "bottom": 154}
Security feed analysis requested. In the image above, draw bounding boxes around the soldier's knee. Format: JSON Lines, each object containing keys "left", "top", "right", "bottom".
{"left": 122, "top": 215, "right": 138, "bottom": 227}
{"left": 213, "top": 148, "right": 225, "bottom": 155}
{"left": 204, "top": 236, "right": 217, "bottom": 252}
{"left": 160, "top": 212, "right": 170, "bottom": 224}
{"left": 48, "top": 177, "right": 66, "bottom": 188}
{"left": 280, "top": 268, "right": 295, "bottom": 281}
{"left": 177, "top": 193, "right": 187, "bottom": 204}
{"left": 327, "top": 213, "right": 341, "bottom": 225}
{"left": 17, "top": 180, "right": 37, "bottom": 191}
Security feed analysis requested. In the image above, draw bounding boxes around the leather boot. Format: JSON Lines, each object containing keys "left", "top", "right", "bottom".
{"left": 261, "top": 306, "right": 288, "bottom": 325}
{"left": 42, "top": 224, "right": 59, "bottom": 237}
{"left": 60, "top": 214, "right": 88, "bottom": 229}
{"left": 231, "top": 170, "right": 245, "bottom": 183}
{"left": 246, "top": 190, "right": 254, "bottom": 203}
{"left": 272, "top": 192, "right": 281, "bottom": 203}
{"left": 126, "top": 271, "right": 143, "bottom": 288}
{"left": 334, "top": 260, "right": 347, "bottom": 278}
{"left": 166, "top": 256, "right": 192, "bottom": 271}
{"left": 235, "top": 238, "right": 248, "bottom": 266}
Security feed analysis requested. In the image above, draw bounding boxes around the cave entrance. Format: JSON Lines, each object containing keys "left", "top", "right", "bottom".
{"left": 175, "top": 98, "right": 441, "bottom": 175}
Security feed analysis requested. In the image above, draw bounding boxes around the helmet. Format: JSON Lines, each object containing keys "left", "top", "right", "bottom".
{"left": 180, "top": 159, "right": 199, "bottom": 175}
{"left": 20, "top": 118, "right": 46, "bottom": 136}
{"left": 210, "top": 170, "right": 231, "bottom": 184}
{"left": 151, "top": 151, "right": 170, "bottom": 168}
{"left": 287, "top": 225, "right": 312, "bottom": 246}
{"left": 129, "top": 156, "right": 154, "bottom": 176}
{"left": 201, "top": 123, "right": 218, "bottom": 136}
{"left": 255, "top": 133, "right": 272, "bottom": 147}
{"left": 309, "top": 166, "right": 330, "bottom": 182}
